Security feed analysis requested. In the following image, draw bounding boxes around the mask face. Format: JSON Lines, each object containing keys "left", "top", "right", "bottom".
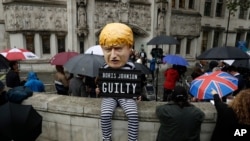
{"left": 99, "top": 23, "right": 134, "bottom": 69}
{"left": 102, "top": 45, "right": 131, "bottom": 69}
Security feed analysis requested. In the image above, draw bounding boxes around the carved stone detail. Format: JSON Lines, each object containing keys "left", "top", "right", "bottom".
{"left": 156, "top": 1, "right": 168, "bottom": 35}
{"left": 76, "top": 0, "right": 88, "bottom": 37}
{"left": 171, "top": 13, "right": 201, "bottom": 36}
{"left": 3, "top": 4, "right": 67, "bottom": 32}
{"left": 94, "top": 0, "right": 151, "bottom": 35}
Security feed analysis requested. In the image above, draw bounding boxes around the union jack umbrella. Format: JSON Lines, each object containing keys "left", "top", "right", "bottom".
{"left": 189, "top": 71, "right": 238, "bottom": 100}
{"left": 0, "top": 48, "right": 39, "bottom": 61}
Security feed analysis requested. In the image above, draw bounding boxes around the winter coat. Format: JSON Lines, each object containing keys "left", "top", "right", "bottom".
{"left": 163, "top": 68, "right": 179, "bottom": 90}
{"left": 6, "top": 69, "right": 21, "bottom": 88}
{"left": 156, "top": 102, "right": 204, "bottom": 141}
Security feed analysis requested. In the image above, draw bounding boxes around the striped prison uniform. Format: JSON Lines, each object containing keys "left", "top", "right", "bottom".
{"left": 101, "top": 62, "right": 139, "bottom": 141}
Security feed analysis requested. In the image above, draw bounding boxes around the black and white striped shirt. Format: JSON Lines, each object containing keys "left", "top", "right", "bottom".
{"left": 102, "top": 62, "right": 135, "bottom": 70}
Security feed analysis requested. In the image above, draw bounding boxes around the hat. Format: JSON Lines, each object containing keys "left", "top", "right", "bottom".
{"left": 172, "top": 85, "right": 188, "bottom": 102}
{"left": 0, "top": 81, "right": 5, "bottom": 90}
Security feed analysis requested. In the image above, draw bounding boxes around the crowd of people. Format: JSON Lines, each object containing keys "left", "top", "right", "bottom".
{"left": 0, "top": 60, "right": 98, "bottom": 106}
{"left": 95, "top": 22, "right": 250, "bottom": 140}
{"left": 1, "top": 22, "right": 250, "bottom": 141}
{"left": 190, "top": 60, "right": 250, "bottom": 100}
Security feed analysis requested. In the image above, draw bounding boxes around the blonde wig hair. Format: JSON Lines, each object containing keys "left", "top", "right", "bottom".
{"left": 99, "top": 23, "right": 133, "bottom": 48}
{"left": 229, "top": 89, "right": 250, "bottom": 125}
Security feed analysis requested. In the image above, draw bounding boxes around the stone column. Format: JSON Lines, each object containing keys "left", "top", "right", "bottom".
{"left": 34, "top": 33, "right": 42, "bottom": 58}
{"left": 50, "top": 33, "right": 57, "bottom": 56}
{"left": 9, "top": 33, "right": 25, "bottom": 48}
{"left": 242, "top": 32, "right": 247, "bottom": 41}
{"left": 181, "top": 37, "right": 187, "bottom": 56}
{"left": 207, "top": 30, "right": 214, "bottom": 49}
{"left": 211, "top": 0, "right": 216, "bottom": 17}
{"left": 166, "top": 1, "right": 171, "bottom": 35}
{"left": 192, "top": 38, "right": 198, "bottom": 57}
{"left": 67, "top": 0, "right": 78, "bottom": 52}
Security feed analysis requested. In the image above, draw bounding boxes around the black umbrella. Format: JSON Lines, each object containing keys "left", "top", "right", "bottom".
{"left": 64, "top": 54, "right": 105, "bottom": 77}
{"left": 230, "top": 59, "right": 250, "bottom": 69}
{"left": 0, "top": 54, "right": 9, "bottom": 71}
{"left": 196, "top": 46, "right": 250, "bottom": 60}
{"left": 134, "top": 63, "right": 151, "bottom": 74}
{"left": 147, "top": 35, "right": 179, "bottom": 45}
{"left": 0, "top": 102, "right": 42, "bottom": 141}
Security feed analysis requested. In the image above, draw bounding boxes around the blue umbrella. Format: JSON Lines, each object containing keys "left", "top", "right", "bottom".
{"left": 163, "top": 55, "right": 189, "bottom": 66}
{"left": 189, "top": 71, "right": 238, "bottom": 100}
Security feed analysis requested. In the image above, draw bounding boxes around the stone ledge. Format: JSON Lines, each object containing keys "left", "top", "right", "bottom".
{"left": 22, "top": 93, "right": 216, "bottom": 122}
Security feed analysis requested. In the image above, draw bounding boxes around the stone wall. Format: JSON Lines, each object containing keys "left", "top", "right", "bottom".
{"left": 22, "top": 93, "right": 216, "bottom": 141}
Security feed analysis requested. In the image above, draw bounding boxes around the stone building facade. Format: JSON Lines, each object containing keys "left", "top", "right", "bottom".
{"left": 0, "top": 0, "right": 250, "bottom": 63}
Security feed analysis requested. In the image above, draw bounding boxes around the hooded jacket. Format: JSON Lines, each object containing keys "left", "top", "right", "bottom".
{"left": 24, "top": 72, "right": 45, "bottom": 92}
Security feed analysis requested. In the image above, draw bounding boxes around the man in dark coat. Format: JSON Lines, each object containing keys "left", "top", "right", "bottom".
{"left": 156, "top": 86, "right": 205, "bottom": 141}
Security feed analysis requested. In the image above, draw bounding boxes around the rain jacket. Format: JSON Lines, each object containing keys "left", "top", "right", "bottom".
{"left": 163, "top": 68, "right": 179, "bottom": 90}
{"left": 24, "top": 72, "right": 45, "bottom": 92}
{"left": 156, "top": 102, "right": 205, "bottom": 141}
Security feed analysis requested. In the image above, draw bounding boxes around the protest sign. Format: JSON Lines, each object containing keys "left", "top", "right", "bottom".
{"left": 98, "top": 68, "right": 142, "bottom": 98}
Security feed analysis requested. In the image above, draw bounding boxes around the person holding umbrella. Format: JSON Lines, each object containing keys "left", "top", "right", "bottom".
{"left": 227, "top": 66, "right": 246, "bottom": 96}
{"left": 163, "top": 65, "right": 180, "bottom": 101}
{"left": 96, "top": 22, "right": 140, "bottom": 141}
{"left": 54, "top": 65, "right": 69, "bottom": 95}
{"left": 6, "top": 61, "right": 21, "bottom": 88}
{"left": 68, "top": 74, "right": 87, "bottom": 97}
{"left": 211, "top": 88, "right": 250, "bottom": 141}
{"left": 150, "top": 45, "right": 163, "bottom": 63}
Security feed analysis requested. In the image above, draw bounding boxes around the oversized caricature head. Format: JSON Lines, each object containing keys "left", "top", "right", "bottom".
{"left": 99, "top": 23, "right": 134, "bottom": 69}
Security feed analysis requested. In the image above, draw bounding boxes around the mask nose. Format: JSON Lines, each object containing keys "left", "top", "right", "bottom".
{"left": 110, "top": 49, "right": 117, "bottom": 58}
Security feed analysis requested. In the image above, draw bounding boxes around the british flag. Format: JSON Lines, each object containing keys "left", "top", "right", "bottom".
{"left": 190, "top": 71, "right": 238, "bottom": 100}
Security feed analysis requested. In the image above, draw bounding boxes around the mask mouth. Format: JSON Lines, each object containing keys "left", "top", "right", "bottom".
{"left": 111, "top": 59, "right": 119, "bottom": 62}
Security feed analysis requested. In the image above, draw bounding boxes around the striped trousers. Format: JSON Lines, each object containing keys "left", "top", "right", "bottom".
{"left": 101, "top": 98, "right": 139, "bottom": 141}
